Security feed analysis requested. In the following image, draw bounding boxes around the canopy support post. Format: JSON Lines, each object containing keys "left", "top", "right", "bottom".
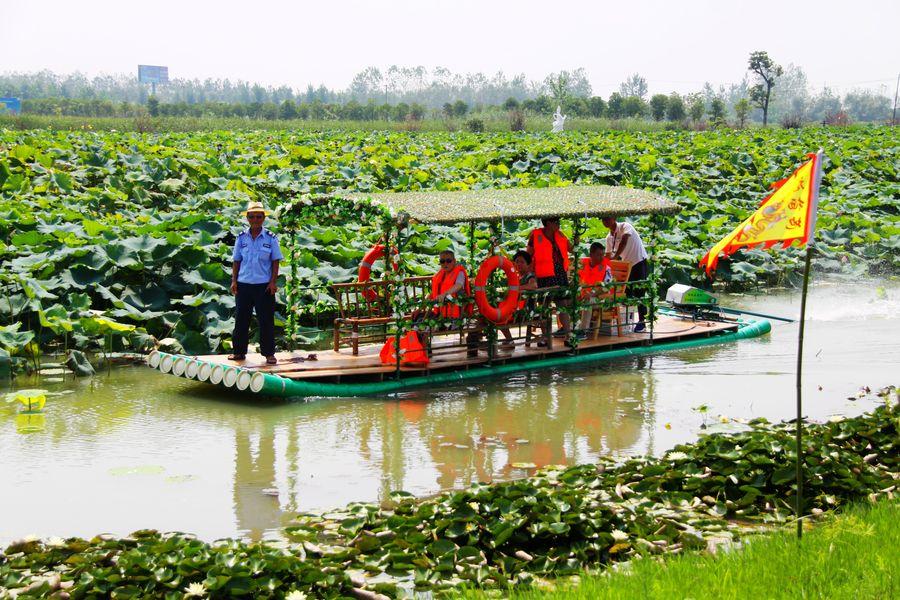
{"left": 381, "top": 216, "right": 402, "bottom": 379}
{"left": 486, "top": 221, "right": 500, "bottom": 364}
{"left": 285, "top": 223, "right": 298, "bottom": 351}
{"left": 648, "top": 215, "right": 661, "bottom": 343}
{"left": 467, "top": 220, "right": 477, "bottom": 271}
{"left": 568, "top": 216, "right": 585, "bottom": 351}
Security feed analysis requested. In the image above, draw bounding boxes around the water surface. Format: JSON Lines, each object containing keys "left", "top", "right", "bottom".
{"left": 1, "top": 281, "right": 896, "bottom": 543}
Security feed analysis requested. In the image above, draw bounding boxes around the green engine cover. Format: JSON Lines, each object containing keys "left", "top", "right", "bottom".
{"left": 681, "top": 287, "right": 718, "bottom": 305}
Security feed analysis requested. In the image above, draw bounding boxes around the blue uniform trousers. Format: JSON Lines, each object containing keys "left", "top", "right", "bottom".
{"left": 232, "top": 282, "right": 276, "bottom": 356}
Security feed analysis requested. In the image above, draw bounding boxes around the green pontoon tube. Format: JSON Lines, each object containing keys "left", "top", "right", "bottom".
{"left": 146, "top": 317, "right": 770, "bottom": 398}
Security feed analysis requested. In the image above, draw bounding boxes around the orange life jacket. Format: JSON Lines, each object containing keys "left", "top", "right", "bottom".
{"left": 379, "top": 331, "right": 429, "bottom": 366}
{"left": 430, "top": 264, "right": 471, "bottom": 318}
{"left": 578, "top": 257, "right": 611, "bottom": 285}
{"left": 578, "top": 257, "right": 612, "bottom": 299}
{"left": 529, "top": 228, "right": 570, "bottom": 279}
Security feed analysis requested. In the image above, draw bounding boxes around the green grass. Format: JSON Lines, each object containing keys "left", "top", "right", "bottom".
{"left": 465, "top": 501, "right": 900, "bottom": 600}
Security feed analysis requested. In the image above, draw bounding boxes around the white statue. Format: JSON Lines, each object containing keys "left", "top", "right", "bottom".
{"left": 552, "top": 105, "right": 566, "bottom": 132}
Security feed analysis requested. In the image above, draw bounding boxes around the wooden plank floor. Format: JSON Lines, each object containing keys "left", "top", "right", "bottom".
{"left": 194, "top": 315, "right": 738, "bottom": 381}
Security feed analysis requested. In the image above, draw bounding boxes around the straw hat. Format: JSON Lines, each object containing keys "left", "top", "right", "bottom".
{"left": 244, "top": 201, "right": 268, "bottom": 216}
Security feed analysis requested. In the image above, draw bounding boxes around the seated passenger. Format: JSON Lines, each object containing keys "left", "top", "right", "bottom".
{"left": 413, "top": 249, "right": 471, "bottom": 353}
{"left": 577, "top": 242, "right": 613, "bottom": 336}
{"left": 499, "top": 250, "right": 539, "bottom": 347}
{"left": 431, "top": 250, "right": 470, "bottom": 319}
{"left": 467, "top": 250, "right": 538, "bottom": 357}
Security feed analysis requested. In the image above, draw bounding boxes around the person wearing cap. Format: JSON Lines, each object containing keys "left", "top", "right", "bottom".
{"left": 230, "top": 202, "right": 283, "bottom": 364}
{"left": 602, "top": 216, "right": 650, "bottom": 332}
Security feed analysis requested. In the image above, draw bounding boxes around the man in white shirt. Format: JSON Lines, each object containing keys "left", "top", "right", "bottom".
{"left": 602, "top": 216, "right": 650, "bottom": 332}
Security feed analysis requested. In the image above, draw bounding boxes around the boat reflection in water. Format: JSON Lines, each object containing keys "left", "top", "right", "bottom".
{"left": 3, "top": 281, "right": 896, "bottom": 543}
{"left": 227, "top": 357, "right": 659, "bottom": 538}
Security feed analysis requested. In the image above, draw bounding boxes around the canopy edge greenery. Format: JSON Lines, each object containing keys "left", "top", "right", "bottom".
{"left": 350, "top": 185, "right": 679, "bottom": 223}
{"left": 277, "top": 185, "right": 679, "bottom": 225}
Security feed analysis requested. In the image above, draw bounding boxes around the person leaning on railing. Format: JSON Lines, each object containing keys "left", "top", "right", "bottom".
{"left": 602, "top": 216, "right": 649, "bottom": 332}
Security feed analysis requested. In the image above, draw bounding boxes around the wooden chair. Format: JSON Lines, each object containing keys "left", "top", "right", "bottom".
{"left": 333, "top": 275, "right": 479, "bottom": 356}
{"left": 332, "top": 279, "right": 393, "bottom": 355}
{"left": 583, "top": 260, "right": 631, "bottom": 339}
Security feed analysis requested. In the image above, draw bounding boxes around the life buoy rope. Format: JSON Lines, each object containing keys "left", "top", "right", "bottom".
{"left": 358, "top": 243, "right": 398, "bottom": 301}
{"left": 474, "top": 254, "right": 520, "bottom": 324}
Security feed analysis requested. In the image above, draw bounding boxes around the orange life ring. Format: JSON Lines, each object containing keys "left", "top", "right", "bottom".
{"left": 358, "top": 244, "right": 398, "bottom": 301}
{"left": 474, "top": 255, "right": 520, "bottom": 324}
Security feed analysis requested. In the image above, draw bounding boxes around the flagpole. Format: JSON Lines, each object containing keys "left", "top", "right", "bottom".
{"left": 795, "top": 149, "right": 823, "bottom": 540}
{"left": 795, "top": 243, "right": 812, "bottom": 539}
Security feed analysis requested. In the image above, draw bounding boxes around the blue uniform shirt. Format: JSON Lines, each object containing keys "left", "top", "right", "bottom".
{"left": 232, "top": 228, "right": 284, "bottom": 284}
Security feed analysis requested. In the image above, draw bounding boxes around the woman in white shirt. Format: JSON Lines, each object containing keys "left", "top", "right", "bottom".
{"left": 602, "top": 216, "right": 650, "bottom": 332}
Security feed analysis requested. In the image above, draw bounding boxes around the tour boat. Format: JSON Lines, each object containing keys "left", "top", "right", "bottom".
{"left": 146, "top": 186, "right": 772, "bottom": 398}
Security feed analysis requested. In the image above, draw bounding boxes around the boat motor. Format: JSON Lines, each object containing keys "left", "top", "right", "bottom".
{"left": 665, "top": 284, "right": 731, "bottom": 322}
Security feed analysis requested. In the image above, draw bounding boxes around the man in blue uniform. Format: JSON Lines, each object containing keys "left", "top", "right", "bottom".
{"left": 230, "top": 202, "right": 283, "bottom": 364}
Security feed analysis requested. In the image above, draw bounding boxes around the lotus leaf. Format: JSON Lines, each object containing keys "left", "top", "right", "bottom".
{"left": 0, "top": 127, "right": 895, "bottom": 362}
{"left": 0, "top": 323, "right": 36, "bottom": 352}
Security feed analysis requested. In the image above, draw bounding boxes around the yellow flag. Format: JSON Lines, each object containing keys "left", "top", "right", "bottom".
{"left": 700, "top": 152, "right": 823, "bottom": 275}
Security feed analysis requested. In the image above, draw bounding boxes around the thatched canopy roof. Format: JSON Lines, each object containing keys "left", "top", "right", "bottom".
{"left": 344, "top": 185, "right": 678, "bottom": 224}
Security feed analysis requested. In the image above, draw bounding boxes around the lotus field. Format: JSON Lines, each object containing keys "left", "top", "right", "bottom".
{"left": 0, "top": 126, "right": 897, "bottom": 363}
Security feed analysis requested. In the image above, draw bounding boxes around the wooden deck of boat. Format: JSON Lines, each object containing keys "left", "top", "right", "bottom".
{"left": 193, "top": 315, "right": 737, "bottom": 382}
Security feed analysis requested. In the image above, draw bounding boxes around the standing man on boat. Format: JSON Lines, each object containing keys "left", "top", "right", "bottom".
{"left": 602, "top": 216, "right": 649, "bottom": 332}
{"left": 527, "top": 217, "right": 572, "bottom": 337}
{"left": 229, "top": 201, "right": 283, "bottom": 365}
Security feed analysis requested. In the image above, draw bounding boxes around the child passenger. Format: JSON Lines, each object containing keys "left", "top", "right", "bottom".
{"left": 498, "top": 250, "right": 539, "bottom": 347}
{"left": 577, "top": 242, "right": 613, "bottom": 337}
{"left": 467, "top": 250, "right": 539, "bottom": 357}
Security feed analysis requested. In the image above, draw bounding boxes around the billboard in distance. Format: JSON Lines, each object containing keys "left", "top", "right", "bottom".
{"left": 138, "top": 65, "right": 169, "bottom": 85}
{"left": 0, "top": 97, "right": 22, "bottom": 115}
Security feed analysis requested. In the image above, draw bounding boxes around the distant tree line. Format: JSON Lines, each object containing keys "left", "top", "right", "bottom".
{"left": 1, "top": 60, "right": 894, "bottom": 124}
{"left": 22, "top": 96, "right": 432, "bottom": 122}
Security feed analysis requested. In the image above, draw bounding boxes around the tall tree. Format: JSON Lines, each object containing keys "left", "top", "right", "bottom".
{"left": 709, "top": 97, "right": 727, "bottom": 123}
{"left": 649, "top": 94, "right": 668, "bottom": 121}
{"left": 622, "top": 96, "right": 648, "bottom": 118}
{"left": 734, "top": 98, "right": 751, "bottom": 128}
{"left": 748, "top": 51, "right": 783, "bottom": 126}
{"left": 687, "top": 94, "right": 705, "bottom": 123}
{"left": 544, "top": 69, "right": 592, "bottom": 102}
{"left": 452, "top": 100, "right": 468, "bottom": 117}
{"left": 666, "top": 93, "right": 686, "bottom": 121}
{"left": 544, "top": 72, "right": 571, "bottom": 103}
{"left": 588, "top": 96, "right": 606, "bottom": 118}
{"left": 619, "top": 73, "right": 648, "bottom": 100}
{"left": 607, "top": 92, "right": 625, "bottom": 119}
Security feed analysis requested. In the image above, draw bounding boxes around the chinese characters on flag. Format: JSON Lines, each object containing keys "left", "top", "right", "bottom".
{"left": 700, "top": 152, "right": 823, "bottom": 276}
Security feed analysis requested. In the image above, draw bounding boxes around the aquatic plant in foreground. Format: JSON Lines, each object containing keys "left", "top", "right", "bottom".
{"left": 0, "top": 392, "right": 896, "bottom": 598}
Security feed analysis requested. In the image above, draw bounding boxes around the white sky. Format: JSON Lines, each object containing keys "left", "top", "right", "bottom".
{"left": 2, "top": 0, "right": 898, "bottom": 96}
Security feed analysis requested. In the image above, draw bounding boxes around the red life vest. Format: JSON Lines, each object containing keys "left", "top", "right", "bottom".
{"left": 578, "top": 257, "right": 611, "bottom": 285}
{"left": 578, "top": 257, "right": 612, "bottom": 299}
{"left": 379, "top": 331, "right": 429, "bottom": 366}
{"left": 529, "top": 228, "right": 570, "bottom": 278}
{"left": 430, "top": 264, "right": 471, "bottom": 318}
